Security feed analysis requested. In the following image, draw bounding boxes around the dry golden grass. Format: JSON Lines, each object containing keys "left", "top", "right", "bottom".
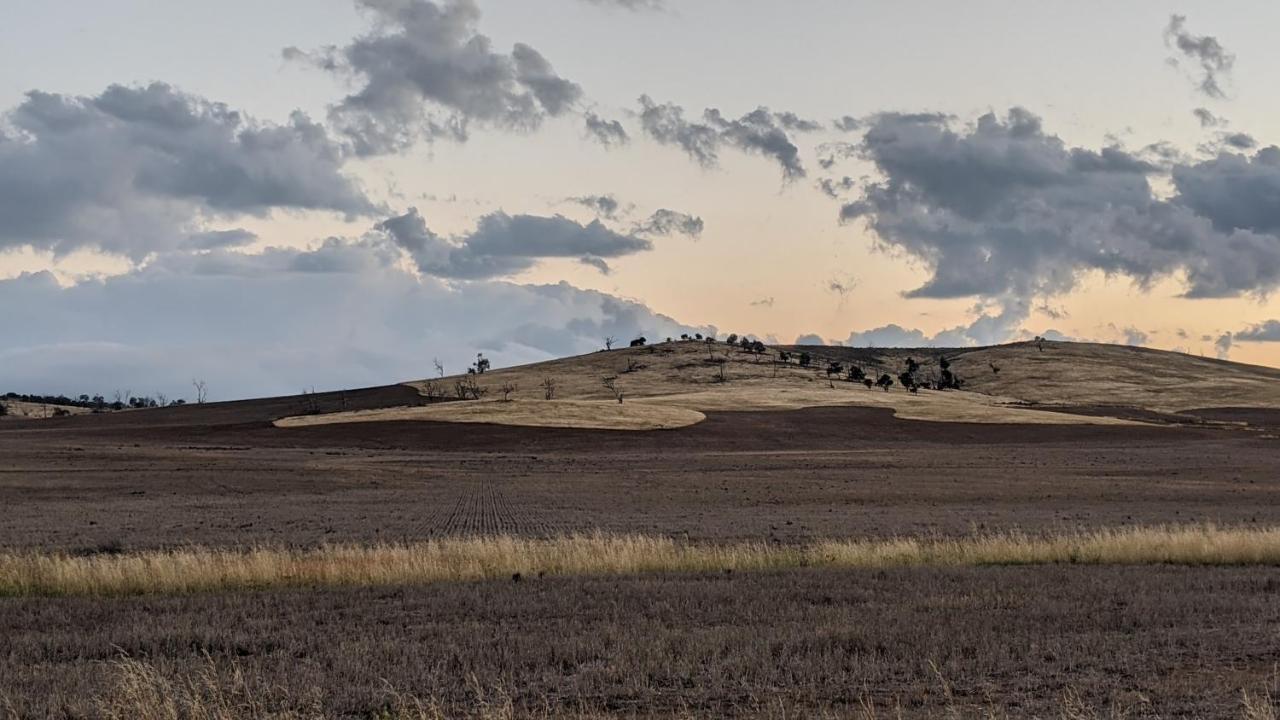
{"left": 4, "top": 525, "right": 1279, "bottom": 598}
{"left": 0, "top": 400, "right": 92, "bottom": 419}
{"left": 945, "top": 341, "right": 1280, "bottom": 413}
{"left": 276, "top": 399, "right": 705, "bottom": 431}
{"left": 278, "top": 341, "right": 1159, "bottom": 430}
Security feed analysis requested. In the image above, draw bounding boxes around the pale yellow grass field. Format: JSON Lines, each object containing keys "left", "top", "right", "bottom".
{"left": 4, "top": 525, "right": 1278, "bottom": 598}
{"left": 280, "top": 341, "right": 1152, "bottom": 430}
{"left": 0, "top": 400, "right": 92, "bottom": 419}
{"left": 276, "top": 399, "right": 705, "bottom": 431}
{"left": 942, "top": 341, "right": 1280, "bottom": 413}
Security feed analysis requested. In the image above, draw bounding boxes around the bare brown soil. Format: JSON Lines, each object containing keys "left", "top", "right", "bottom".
{"left": 3, "top": 567, "right": 1279, "bottom": 718}
{"left": 1, "top": 391, "right": 1278, "bottom": 551}
{"left": 4, "top": 376, "right": 1280, "bottom": 716}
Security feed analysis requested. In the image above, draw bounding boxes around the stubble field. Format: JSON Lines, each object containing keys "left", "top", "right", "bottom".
{"left": 3, "top": 344, "right": 1280, "bottom": 717}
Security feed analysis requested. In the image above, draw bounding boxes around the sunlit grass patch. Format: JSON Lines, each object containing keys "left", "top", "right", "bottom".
{"left": 3, "top": 525, "right": 1279, "bottom": 598}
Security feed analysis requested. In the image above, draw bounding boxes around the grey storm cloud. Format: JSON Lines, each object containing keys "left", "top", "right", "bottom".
{"left": 377, "top": 208, "right": 652, "bottom": 278}
{"left": 637, "top": 96, "right": 811, "bottom": 179}
{"left": 631, "top": 209, "right": 704, "bottom": 239}
{"left": 287, "top": 0, "right": 582, "bottom": 155}
{"left": 0, "top": 83, "right": 376, "bottom": 259}
{"left": 583, "top": 112, "right": 630, "bottom": 148}
{"left": 1234, "top": 319, "right": 1280, "bottom": 342}
{"left": 840, "top": 108, "right": 1280, "bottom": 302}
{"left": 1172, "top": 147, "right": 1280, "bottom": 235}
{"left": 0, "top": 252, "right": 707, "bottom": 401}
{"left": 1164, "top": 15, "right": 1236, "bottom": 99}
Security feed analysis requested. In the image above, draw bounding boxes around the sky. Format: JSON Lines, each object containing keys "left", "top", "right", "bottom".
{"left": 3, "top": 0, "right": 1280, "bottom": 401}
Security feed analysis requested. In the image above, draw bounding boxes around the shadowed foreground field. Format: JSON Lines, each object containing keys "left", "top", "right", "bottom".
{"left": 3, "top": 566, "right": 1279, "bottom": 718}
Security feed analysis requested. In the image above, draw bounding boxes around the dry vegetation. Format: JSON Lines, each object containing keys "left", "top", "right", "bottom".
{"left": 58, "top": 653, "right": 1280, "bottom": 719}
{"left": 279, "top": 340, "right": 1241, "bottom": 430}
{"left": 810, "top": 340, "right": 1280, "bottom": 413}
{"left": 4, "top": 525, "right": 1279, "bottom": 598}
{"left": 277, "top": 399, "right": 706, "bottom": 431}
{"left": 0, "top": 399, "right": 92, "bottom": 419}
{"left": 5, "top": 566, "right": 1280, "bottom": 718}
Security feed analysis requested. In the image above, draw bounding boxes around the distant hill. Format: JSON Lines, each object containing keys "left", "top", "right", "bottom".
{"left": 278, "top": 339, "right": 1280, "bottom": 431}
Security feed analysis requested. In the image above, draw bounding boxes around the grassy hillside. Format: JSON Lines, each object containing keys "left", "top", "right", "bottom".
{"left": 796, "top": 340, "right": 1280, "bottom": 413}
{"left": 273, "top": 338, "right": 1280, "bottom": 430}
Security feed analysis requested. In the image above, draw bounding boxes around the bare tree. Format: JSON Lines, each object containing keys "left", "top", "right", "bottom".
{"left": 155, "top": 392, "right": 168, "bottom": 407}
{"left": 714, "top": 361, "right": 728, "bottom": 383}
{"left": 602, "top": 376, "right": 623, "bottom": 404}
{"left": 499, "top": 381, "right": 517, "bottom": 402}
{"left": 433, "top": 357, "right": 445, "bottom": 378}
{"left": 423, "top": 380, "right": 444, "bottom": 403}
{"left": 456, "top": 376, "right": 488, "bottom": 400}
{"left": 604, "top": 336, "right": 616, "bottom": 351}
{"left": 191, "top": 380, "right": 208, "bottom": 404}
{"left": 541, "top": 377, "right": 557, "bottom": 400}
{"left": 302, "top": 386, "right": 321, "bottom": 414}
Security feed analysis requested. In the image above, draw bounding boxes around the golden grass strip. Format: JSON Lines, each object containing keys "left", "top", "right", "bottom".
{"left": 4, "top": 525, "right": 1280, "bottom": 598}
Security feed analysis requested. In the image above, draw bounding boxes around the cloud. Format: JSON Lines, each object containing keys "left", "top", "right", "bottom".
{"left": 846, "top": 299, "right": 1032, "bottom": 348}
{"left": 793, "top": 333, "right": 825, "bottom": 345}
{"left": 1193, "top": 107, "right": 1224, "bottom": 128}
{"left": 1222, "top": 133, "right": 1257, "bottom": 151}
{"left": 1215, "top": 332, "right": 1233, "bottom": 359}
{"left": 577, "top": 256, "right": 611, "bottom": 274}
{"left": 0, "top": 83, "right": 376, "bottom": 260}
{"left": 583, "top": 112, "right": 629, "bottom": 148}
{"left": 1034, "top": 301, "right": 1068, "bottom": 320}
{"left": 1172, "top": 147, "right": 1280, "bottom": 235}
{"left": 817, "top": 141, "right": 858, "bottom": 170}
{"left": 289, "top": 0, "right": 581, "bottom": 154}
{"left": 567, "top": 194, "right": 626, "bottom": 220}
{"left": 637, "top": 95, "right": 720, "bottom": 167}
{"left": 575, "top": 0, "right": 663, "bottom": 9}
{"left": 1120, "top": 326, "right": 1149, "bottom": 346}
{"left": 841, "top": 108, "right": 1280, "bottom": 302}
{"left": 828, "top": 276, "right": 856, "bottom": 297}
{"left": 845, "top": 324, "right": 928, "bottom": 348}
{"left": 0, "top": 249, "right": 707, "bottom": 401}
{"left": 1164, "top": 15, "right": 1235, "bottom": 99}
{"left": 378, "top": 208, "right": 652, "bottom": 279}
{"left": 1234, "top": 319, "right": 1280, "bottom": 342}
{"left": 637, "top": 96, "right": 810, "bottom": 179}
{"left": 631, "top": 209, "right": 703, "bottom": 239}
{"left": 750, "top": 297, "right": 775, "bottom": 308}
{"left": 833, "top": 115, "right": 862, "bottom": 132}
{"left": 818, "top": 176, "right": 856, "bottom": 199}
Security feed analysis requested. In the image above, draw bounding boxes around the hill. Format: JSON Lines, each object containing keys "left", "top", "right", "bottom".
{"left": 276, "top": 339, "right": 1280, "bottom": 431}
